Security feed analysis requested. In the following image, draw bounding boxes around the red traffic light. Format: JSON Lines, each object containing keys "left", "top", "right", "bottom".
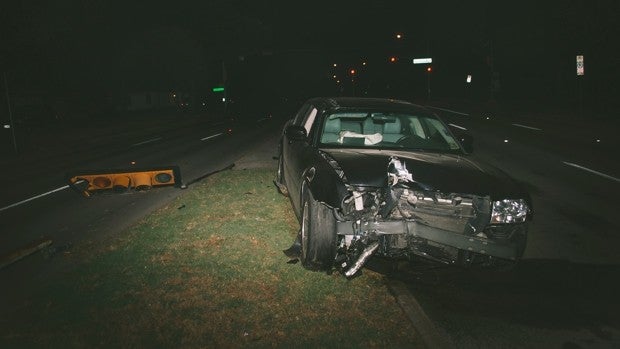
{"left": 389, "top": 56, "right": 398, "bottom": 63}
{"left": 350, "top": 69, "right": 356, "bottom": 75}
{"left": 427, "top": 66, "right": 433, "bottom": 72}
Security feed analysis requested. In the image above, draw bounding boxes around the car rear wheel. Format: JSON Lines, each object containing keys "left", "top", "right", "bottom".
{"left": 274, "top": 155, "right": 289, "bottom": 197}
{"left": 300, "top": 189, "right": 337, "bottom": 271}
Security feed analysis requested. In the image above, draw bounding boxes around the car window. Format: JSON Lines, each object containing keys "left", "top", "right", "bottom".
{"left": 409, "top": 118, "right": 426, "bottom": 138}
{"left": 318, "top": 111, "right": 461, "bottom": 153}
{"left": 303, "top": 107, "right": 318, "bottom": 134}
{"left": 424, "top": 118, "right": 461, "bottom": 150}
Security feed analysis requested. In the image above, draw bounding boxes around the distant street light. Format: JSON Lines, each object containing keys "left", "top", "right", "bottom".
{"left": 3, "top": 72, "right": 18, "bottom": 154}
{"left": 395, "top": 33, "right": 403, "bottom": 39}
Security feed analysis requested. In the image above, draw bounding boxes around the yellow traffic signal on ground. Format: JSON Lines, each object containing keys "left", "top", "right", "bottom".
{"left": 67, "top": 166, "right": 182, "bottom": 197}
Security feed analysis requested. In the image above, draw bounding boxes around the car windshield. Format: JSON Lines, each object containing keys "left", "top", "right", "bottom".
{"left": 318, "top": 111, "right": 462, "bottom": 152}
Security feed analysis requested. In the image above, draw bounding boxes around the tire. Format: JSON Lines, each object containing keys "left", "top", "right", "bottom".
{"left": 274, "top": 155, "right": 289, "bottom": 197}
{"left": 300, "top": 189, "right": 337, "bottom": 271}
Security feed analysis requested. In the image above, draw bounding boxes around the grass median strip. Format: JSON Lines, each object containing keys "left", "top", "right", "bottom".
{"left": 1, "top": 168, "right": 422, "bottom": 348}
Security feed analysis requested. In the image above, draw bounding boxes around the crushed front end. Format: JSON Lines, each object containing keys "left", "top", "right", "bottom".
{"left": 333, "top": 157, "right": 529, "bottom": 277}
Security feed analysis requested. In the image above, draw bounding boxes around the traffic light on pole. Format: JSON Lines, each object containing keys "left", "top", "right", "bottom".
{"left": 427, "top": 66, "right": 433, "bottom": 72}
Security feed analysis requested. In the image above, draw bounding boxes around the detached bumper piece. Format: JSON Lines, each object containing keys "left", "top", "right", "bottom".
{"left": 67, "top": 166, "right": 182, "bottom": 197}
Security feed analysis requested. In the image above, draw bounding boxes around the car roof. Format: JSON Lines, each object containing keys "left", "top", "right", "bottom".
{"left": 306, "top": 97, "right": 430, "bottom": 114}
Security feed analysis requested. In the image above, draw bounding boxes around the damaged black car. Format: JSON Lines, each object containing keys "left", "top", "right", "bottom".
{"left": 275, "top": 97, "right": 532, "bottom": 277}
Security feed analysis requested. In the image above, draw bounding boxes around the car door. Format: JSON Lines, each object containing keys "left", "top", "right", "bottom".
{"left": 283, "top": 104, "right": 319, "bottom": 216}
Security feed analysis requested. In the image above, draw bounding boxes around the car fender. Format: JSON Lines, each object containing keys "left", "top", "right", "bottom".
{"left": 302, "top": 163, "right": 348, "bottom": 210}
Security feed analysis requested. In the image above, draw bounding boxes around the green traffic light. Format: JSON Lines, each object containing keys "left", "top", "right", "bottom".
{"left": 212, "top": 87, "right": 225, "bottom": 92}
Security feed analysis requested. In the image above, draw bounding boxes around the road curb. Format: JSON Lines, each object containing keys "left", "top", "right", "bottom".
{"left": 387, "top": 279, "right": 455, "bottom": 349}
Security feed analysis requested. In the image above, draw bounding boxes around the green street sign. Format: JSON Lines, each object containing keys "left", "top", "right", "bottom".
{"left": 212, "top": 86, "right": 225, "bottom": 92}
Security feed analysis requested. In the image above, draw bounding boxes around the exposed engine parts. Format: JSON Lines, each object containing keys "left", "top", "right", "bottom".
{"left": 330, "top": 156, "right": 526, "bottom": 277}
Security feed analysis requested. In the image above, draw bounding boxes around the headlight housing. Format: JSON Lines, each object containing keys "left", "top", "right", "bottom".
{"left": 491, "top": 199, "right": 529, "bottom": 224}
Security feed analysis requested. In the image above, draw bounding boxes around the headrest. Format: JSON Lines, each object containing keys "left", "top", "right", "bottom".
{"left": 323, "top": 117, "right": 341, "bottom": 133}
{"left": 383, "top": 118, "right": 401, "bottom": 134}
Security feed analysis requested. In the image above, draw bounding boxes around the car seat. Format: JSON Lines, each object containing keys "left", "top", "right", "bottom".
{"left": 321, "top": 117, "right": 342, "bottom": 143}
{"left": 382, "top": 118, "right": 403, "bottom": 142}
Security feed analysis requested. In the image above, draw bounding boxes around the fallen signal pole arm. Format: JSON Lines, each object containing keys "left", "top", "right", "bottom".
{"left": 182, "top": 163, "right": 235, "bottom": 188}
{"left": 0, "top": 238, "right": 53, "bottom": 270}
{"left": 67, "top": 166, "right": 182, "bottom": 197}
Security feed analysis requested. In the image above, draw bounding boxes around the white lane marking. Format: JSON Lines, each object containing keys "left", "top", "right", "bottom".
{"left": 512, "top": 123, "right": 542, "bottom": 131}
{"left": 425, "top": 106, "right": 469, "bottom": 116}
{"left": 131, "top": 137, "right": 163, "bottom": 147}
{"left": 201, "top": 132, "right": 223, "bottom": 141}
{"left": 563, "top": 162, "right": 620, "bottom": 182}
{"left": 448, "top": 123, "right": 467, "bottom": 130}
{"left": 0, "top": 185, "right": 70, "bottom": 212}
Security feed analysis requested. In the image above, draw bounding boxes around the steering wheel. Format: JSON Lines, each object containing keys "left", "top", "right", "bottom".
{"left": 396, "top": 135, "right": 410, "bottom": 144}
{"left": 396, "top": 135, "right": 416, "bottom": 145}
{"left": 396, "top": 134, "right": 425, "bottom": 146}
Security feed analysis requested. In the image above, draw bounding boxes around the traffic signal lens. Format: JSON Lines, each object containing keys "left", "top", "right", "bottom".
{"left": 113, "top": 176, "right": 130, "bottom": 192}
{"left": 155, "top": 173, "right": 173, "bottom": 183}
{"left": 133, "top": 172, "right": 152, "bottom": 191}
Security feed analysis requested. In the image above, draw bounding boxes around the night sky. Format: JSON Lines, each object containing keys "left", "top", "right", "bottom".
{"left": 1, "top": 0, "right": 619, "bottom": 114}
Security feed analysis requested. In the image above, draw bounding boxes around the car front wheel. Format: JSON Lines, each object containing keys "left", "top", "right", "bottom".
{"left": 300, "top": 189, "right": 337, "bottom": 271}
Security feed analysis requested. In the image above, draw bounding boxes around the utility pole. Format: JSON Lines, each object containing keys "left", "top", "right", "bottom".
{"left": 3, "top": 72, "right": 18, "bottom": 154}
{"left": 426, "top": 67, "right": 432, "bottom": 100}
{"left": 489, "top": 39, "right": 495, "bottom": 102}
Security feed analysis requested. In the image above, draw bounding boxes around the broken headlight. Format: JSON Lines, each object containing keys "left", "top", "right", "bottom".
{"left": 490, "top": 199, "right": 529, "bottom": 224}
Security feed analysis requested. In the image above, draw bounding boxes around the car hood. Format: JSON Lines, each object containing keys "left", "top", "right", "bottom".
{"left": 321, "top": 148, "right": 526, "bottom": 199}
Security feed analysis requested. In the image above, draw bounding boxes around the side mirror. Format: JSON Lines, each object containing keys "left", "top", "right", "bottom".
{"left": 285, "top": 125, "right": 307, "bottom": 142}
{"left": 458, "top": 133, "right": 474, "bottom": 153}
